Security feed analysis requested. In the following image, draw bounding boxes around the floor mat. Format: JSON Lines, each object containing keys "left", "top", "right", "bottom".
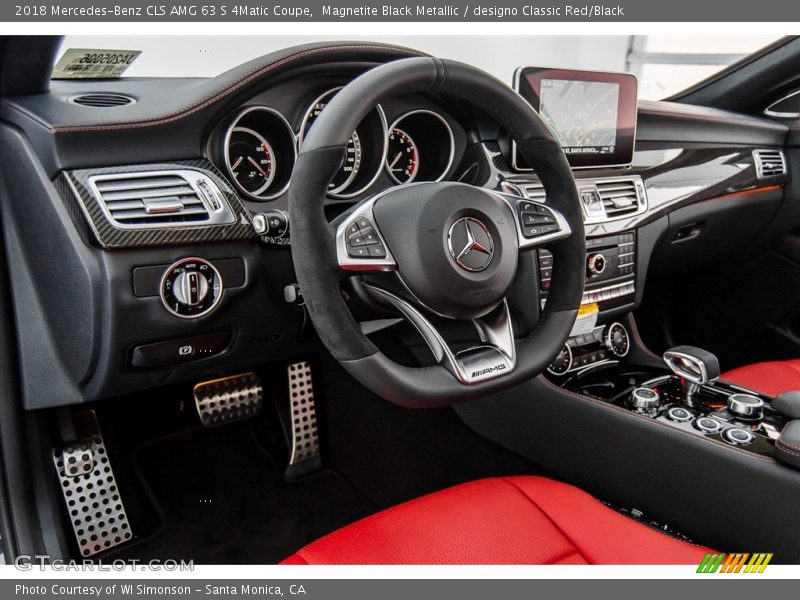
{"left": 116, "top": 423, "right": 377, "bottom": 564}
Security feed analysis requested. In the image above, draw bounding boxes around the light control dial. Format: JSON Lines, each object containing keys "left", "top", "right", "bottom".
{"left": 160, "top": 257, "right": 223, "bottom": 319}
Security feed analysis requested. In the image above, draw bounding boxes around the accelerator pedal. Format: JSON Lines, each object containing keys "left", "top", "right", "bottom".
{"left": 285, "top": 361, "right": 321, "bottom": 478}
{"left": 52, "top": 411, "right": 133, "bottom": 557}
{"left": 194, "top": 372, "right": 263, "bottom": 427}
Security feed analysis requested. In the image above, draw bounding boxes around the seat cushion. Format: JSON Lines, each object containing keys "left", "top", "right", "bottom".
{"left": 280, "top": 476, "right": 710, "bottom": 564}
{"left": 723, "top": 359, "right": 800, "bottom": 396}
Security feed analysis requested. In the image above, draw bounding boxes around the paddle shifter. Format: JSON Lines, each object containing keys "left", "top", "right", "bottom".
{"left": 662, "top": 346, "right": 721, "bottom": 406}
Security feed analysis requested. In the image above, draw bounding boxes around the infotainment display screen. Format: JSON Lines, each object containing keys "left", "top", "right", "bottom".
{"left": 513, "top": 67, "right": 638, "bottom": 169}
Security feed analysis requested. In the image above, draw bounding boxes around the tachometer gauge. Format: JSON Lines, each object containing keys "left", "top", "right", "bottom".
{"left": 300, "top": 91, "right": 362, "bottom": 194}
{"left": 386, "top": 128, "right": 419, "bottom": 184}
{"left": 226, "top": 127, "right": 276, "bottom": 197}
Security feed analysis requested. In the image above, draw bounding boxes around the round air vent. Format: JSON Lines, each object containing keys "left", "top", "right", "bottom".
{"left": 68, "top": 93, "right": 136, "bottom": 108}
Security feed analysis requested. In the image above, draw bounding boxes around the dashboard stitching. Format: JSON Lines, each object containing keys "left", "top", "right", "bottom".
{"left": 49, "top": 45, "right": 429, "bottom": 134}
{"left": 537, "top": 375, "right": 777, "bottom": 463}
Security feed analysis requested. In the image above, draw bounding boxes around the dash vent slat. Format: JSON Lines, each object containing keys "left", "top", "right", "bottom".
{"left": 596, "top": 179, "right": 642, "bottom": 218}
{"left": 753, "top": 149, "right": 787, "bottom": 178}
{"left": 70, "top": 93, "right": 135, "bottom": 108}
{"left": 89, "top": 172, "right": 218, "bottom": 229}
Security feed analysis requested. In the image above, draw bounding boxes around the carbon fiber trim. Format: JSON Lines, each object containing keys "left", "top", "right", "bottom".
{"left": 60, "top": 159, "right": 256, "bottom": 249}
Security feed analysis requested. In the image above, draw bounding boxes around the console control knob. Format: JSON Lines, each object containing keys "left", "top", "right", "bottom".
{"left": 547, "top": 344, "right": 573, "bottom": 376}
{"left": 605, "top": 322, "right": 630, "bottom": 357}
{"left": 722, "top": 427, "right": 755, "bottom": 445}
{"left": 160, "top": 257, "right": 223, "bottom": 319}
{"left": 666, "top": 406, "right": 693, "bottom": 422}
{"left": 629, "top": 387, "right": 660, "bottom": 412}
{"left": 172, "top": 270, "right": 209, "bottom": 306}
{"left": 587, "top": 253, "right": 606, "bottom": 275}
{"left": 727, "top": 393, "right": 764, "bottom": 421}
{"left": 695, "top": 416, "right": 723, "bottom": 435}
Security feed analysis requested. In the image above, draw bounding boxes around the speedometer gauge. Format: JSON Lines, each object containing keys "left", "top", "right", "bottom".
{"left": 227, "top": 127, "right": 276, "bottom": 196}
{"left": 300, "top": 91, "right": 362, "bottom": 194}
{"left": 386, "top": 128, "right": 419, "bottom": 184}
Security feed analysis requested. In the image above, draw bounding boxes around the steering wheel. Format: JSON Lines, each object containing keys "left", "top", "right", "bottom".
{"left": 289, "top": 57, "right": 585, "bottom": 407}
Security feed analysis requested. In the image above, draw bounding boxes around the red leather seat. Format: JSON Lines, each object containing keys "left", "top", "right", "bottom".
{"left": 281, "top": 476, "right": 710, "bottom": 564}
{"left": 723, "top": 359, "right": 800, "bottom": 396}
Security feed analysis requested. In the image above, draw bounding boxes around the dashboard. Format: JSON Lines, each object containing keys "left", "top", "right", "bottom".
{"left": 0, "top": 41, "right": 792, "bottom": 410}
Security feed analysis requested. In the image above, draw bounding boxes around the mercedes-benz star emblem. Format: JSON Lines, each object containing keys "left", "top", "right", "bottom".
{"left": 447, "top": 217, "right": 494, "bottom": 272}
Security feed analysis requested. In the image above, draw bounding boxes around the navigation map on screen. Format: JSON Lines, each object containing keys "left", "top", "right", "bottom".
{"left": 539, "top": 79, "right": 620, "bottom": 155}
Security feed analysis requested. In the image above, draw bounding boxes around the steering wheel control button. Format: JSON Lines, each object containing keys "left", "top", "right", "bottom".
{"left": 666, "top": 406, "right": 693, "bottom": 422}
{"left": 727, "top": 393, "right": 765, "bottom": 421}
{"left": 345, "top": 216, "right": 388, "bottom": 259}
{"left": 629, "top": 387, "right": 660, "bottom": 412}
{"left": 160, "top": 257, "right": 223, "bottom": 319}
{"left": 130, "top": 331, "right": 231, "bottom": 368}
{"left": 695, "top": 416, "right": 724, "bottom": 435}
{"left": 722, "top": 427, "right": 756, "bottom": 446}
{"left": 517, "top": 203, "right": 559, "bottom": 239}
{"left": 604, "top": 322, "right": 630, "bottom": 357}
{"left": 447, "top": 217, "right": 494, "bottom": 272}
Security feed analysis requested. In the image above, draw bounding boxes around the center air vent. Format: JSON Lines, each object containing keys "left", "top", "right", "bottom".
{"left": 87, "top": 170, "right": 235, "bottom": 230}
{"left": 596, "top": 179, "right": 643, "bottom": 218}
{"left": 753, "top": 149, "right": 787, "bottom": 178}
{"left": 69, "top": 93, "right": 136, "bottom": 108}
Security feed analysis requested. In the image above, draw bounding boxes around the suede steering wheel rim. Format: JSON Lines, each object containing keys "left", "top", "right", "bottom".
{"left": 289, "top": 57, "right": 586, "bottom": 408}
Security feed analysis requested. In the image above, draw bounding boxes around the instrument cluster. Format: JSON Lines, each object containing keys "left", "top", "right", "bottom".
{"left": 219, "top": 87, "right": 457, "bottom": 202}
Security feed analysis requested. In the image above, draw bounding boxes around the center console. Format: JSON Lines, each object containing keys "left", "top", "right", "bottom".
{"left": 540, "top": 228, "right": 637, "bottom": 376}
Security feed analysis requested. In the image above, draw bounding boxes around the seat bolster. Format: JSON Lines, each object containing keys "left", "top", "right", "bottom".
{"left": 502, "top": 477, "right": 711, "bottom": 564}
{"left": 281, "top": 476, "right": 711, "bottom": 565}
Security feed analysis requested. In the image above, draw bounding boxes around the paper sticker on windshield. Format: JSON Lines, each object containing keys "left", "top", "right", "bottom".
{"left": 53, "top": 49, "right": 141, "bottom": 79}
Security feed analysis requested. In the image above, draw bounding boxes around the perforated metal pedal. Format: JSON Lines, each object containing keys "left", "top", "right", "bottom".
{"left": 286, "top": 361, "right": 321, "bottom": 477}
{"left": 194, "top": 372, "right": 263, "bottom": 427}
{"left": 53, "top": 433, "right": 132, "bottom": 557}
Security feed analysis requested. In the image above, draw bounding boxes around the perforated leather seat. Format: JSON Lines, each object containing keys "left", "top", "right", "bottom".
{"left": 723, "top": 359, "right": 800, "bottom": 396}
{"left": 281, "top": 476, "right": 710, "bottom": 565}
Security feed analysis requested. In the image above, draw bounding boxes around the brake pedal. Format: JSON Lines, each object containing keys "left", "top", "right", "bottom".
{"left": 52, "top": 415, "right": 133, "bottom": 557}
{"left": 194, "top": 372, "right": 263, "bottom": 427}
{"left": 285, "top": 361, "right": 321, "bottom": 478}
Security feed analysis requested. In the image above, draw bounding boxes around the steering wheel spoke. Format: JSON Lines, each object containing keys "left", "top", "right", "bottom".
{"left": 493, "top": 190, "right": 572, "bottom": 250}
{"left": 335, "top": 192, "right": 398, "bottom": 272}
{"left": 364, "top": 284, "right": 516, "bottom": 385}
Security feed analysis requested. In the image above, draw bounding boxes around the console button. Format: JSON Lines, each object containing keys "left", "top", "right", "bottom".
{"left": 722, "top": 427, "right": 755, "bottom": 445}
{"left": 667, "top": 407, "right": 693, "bottom": 422}
{"left": 130, "top": 331, "right": 231, "bottom": 368}
{"left": 695, "top": 417, "right": 724, "bottom": 434}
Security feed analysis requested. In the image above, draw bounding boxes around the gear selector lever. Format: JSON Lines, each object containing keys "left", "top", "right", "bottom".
{"left": 662, "top": 346, "right": 721, "bottom": 406}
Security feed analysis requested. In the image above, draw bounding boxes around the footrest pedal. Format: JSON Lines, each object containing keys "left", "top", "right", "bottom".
{"left": 286, "top": 361, "right": 321, "bottom": 478}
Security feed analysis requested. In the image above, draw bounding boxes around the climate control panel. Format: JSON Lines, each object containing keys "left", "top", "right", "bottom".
{"left": 548, "top": 322, "right": 630, "bottom": 376}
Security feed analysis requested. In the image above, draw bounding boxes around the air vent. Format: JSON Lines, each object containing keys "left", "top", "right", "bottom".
{"left": 519, "top": 183, "right": 546, "bottom": 202}
{"left": 69, "top": 93, "right": 135, "bottom": 108}
{"left": 753, "top": 149, "right": 787, "bottom": 178}
{"left": 596, "top": 179, "right": 642, "bottom": 218}
{"left": 87, "top": 170, "right": 235, "bottom": 230}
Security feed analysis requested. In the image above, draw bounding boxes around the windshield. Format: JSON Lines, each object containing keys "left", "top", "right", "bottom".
{"left": 55, "top": 35, "right": 782, "bottom": 100}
